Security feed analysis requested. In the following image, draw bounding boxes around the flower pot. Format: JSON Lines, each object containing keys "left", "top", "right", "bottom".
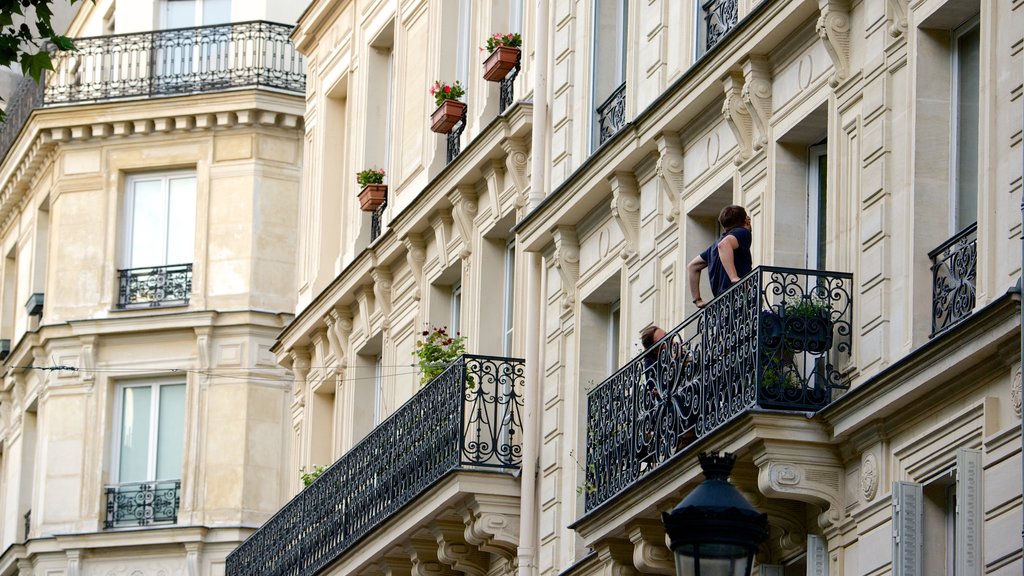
{"left": 358, "top": 184, "right": 387, "bottom": 211}
{"left": 483, "top": 46, "right": 520, "bottom": 81}
{"left": 430, "top": 100, "right": 467, "bottom": 133}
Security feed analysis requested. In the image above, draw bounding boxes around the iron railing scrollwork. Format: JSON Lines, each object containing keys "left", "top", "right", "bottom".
{"left": 45, "top": 21, "right": 305, "bottom": 104}
{"left": 929, "top": 223, "right": 977, "bottom": 336}
{"left": 117, "top": 263, "right": 192, "bottom": 309}
{"left": 23, "top": 509, "right": 30, "bottom": 541}
{"left": 584, "top": 266, "right": 852, "bottom": 512}
{"left": 104, "top": 480, "right": 181, "bottom": 528}
{"left": 226, "top": 354, "right": 526, "bottom": 576}
{"left": 446, "top": 105, "right": 468, "bottom": 164}
{"left": 702, "top": 0, "right": 738, "bottom": 53}
{"left": 370, "top": 199, "right": 387, "bottom": 243}
{"left": 498, "top": 51, "right": 521, "bottom": 113}
{"left": 0, "top": 74, "right": 44, "bottom": 164}
{"left": 596, "top": 82, "right": 626, "bottom": 146}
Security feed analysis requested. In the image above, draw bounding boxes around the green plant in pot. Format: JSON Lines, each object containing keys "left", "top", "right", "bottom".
{"left": 781, "top": 295, "right": 833, "bottom": 354}
{"left": 413, "top": 325, "right": 468, "bottom": 386}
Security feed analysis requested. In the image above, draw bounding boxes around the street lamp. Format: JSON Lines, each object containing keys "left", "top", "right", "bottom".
{"left": 662, "top": 452, "right": 768, "bottom": 576}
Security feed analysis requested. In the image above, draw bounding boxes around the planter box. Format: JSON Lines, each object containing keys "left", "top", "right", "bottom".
{"left": 430, "top": 100, "right": 467, "bottom": 133}
{"left": 358, "top": 184, "right": 387, "bottom": 211}
{"left": 483, "top": 46, "right": 520, "bottom": 81}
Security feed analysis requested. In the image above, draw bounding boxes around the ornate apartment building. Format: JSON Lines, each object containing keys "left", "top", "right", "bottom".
{"left": 230, "top": 0, "right": 1024, "bottom": 575}
{"left": 0, "top": 1, "right": 309, "bottom": 574}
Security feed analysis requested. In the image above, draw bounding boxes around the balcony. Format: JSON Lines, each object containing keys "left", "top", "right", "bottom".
{"left": 596, "top": 82, "right": 626, "bottom": 147}
{"left": 584, "top": 266, "right": 852, "bottom": 512}
{"left": 226, "top": 354, "right": 526, "bottom": 576}
{"left": 701, "top": 0, "right": 739, "bottom": 54}
{"left": 0, "top": 21, "right": 305, "bottom": 163}
{"left": 117, "top": 263, "right": 193, "bottom": 309}
{"left": 104, "top": 480, "right": 181, "bottom": 528}
{"left": 929, "top": 223, "right": 977, "bottom": 336}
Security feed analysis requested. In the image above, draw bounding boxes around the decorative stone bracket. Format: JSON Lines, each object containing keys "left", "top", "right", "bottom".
{"left": 480, "top": 160, "right": 508, "bottom": 222}
{"left": 595, "top": 539, "right": 639, "bottom": 576}
{"left": 551, "top": 226, "right": 580, "bottom": 311}
{"left": 721, "top": 71, "right": 753, "bottom": 164}
{"left": 403, "top": 234, "right": 427, "bottom": 303}
{"left": 754, "top": 442, "right": 844, "bottom": 532}
{"left": 289, "top": 347, "right": 311, "bottom": 409}
{"left": 430, "top": 210, "right": 455, "bottom": 270}
{"left": 459, "top": 495, "right": 520, "bottom": 562}
{"left": 448, "top": 185, "right": 478, "bottom": 259}
{"left": 433, "top": 520, "right": 490, "bottom": 576}
{"left": 817, "top": 0, "right": 851, "bottom": 87}
{"left": 371, "top": 265, "right": 394, "bottom": 330}
{"left": 655, "top": 133, "right": 684, "bottom": 222}
{"left": 627, "top": 521, "right": 674, "bottom": 575}
{"left": 741, "top": 57, "right": 772, "bottom": 151}
{"left": 502, "top": 137, "right": 530, "bottom": 209}
{"left": 608, "top": 171, "right": 641, "bottom": 260}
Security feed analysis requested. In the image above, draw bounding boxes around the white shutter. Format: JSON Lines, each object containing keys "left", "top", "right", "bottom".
{"left": 892, "top": 481, "right": 923, "bottom": 576}
{"left": 955, "top": 448, "right": 982, "bottom": 576}
{"left": 807, "top": 534, "right": 829, "bottom": 576}
{"left": 759, "top": 566, "right": 784, "bottom": 576}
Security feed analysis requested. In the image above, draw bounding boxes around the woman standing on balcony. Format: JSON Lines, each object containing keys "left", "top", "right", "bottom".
{"left": 687, "top": 205, "right": 753, "bottom": 307}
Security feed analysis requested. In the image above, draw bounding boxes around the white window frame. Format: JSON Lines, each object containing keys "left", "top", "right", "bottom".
{"left": 949, "top": 16, "right": 980, "bottom": 234}
{"left": 110, "top": 379, "right": 186, "bottom": 485}
{"left": 373, "top": 355, "right": 384, "bottom": 425}
{"left": 160, "top": 0, "right": 232, "bottom": 29}
{"left": 590, "top": 0, "right": 628, "bottom": 150}
{"left": 807, "top": 143, "right": 828, "bottom": 270}
{"left": 451, "top": 282, "right": 462, "bottom": 335}
{"left": 502, "top": 241, "right": 516, "bottom": 356}
{"left": 122, "top": 170, "right": 197, "bottom": 270}
{"left": 455, "top": 0, "right": 472, "bottom": 89}
{"left": 608, "top": 299, "right": 621, "bottom": 374}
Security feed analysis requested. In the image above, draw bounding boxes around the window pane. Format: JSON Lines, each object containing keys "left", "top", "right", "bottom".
{"left": 163, "top": 0, "right": 196, "bottom": 29}
{"left": 165, "top": 176, "right": 196, "bottom": 265}
{"left": 156, "top": 384, "right": 186, "bottom": 480}
{"left": 119, "top": 386, "right": 152, "bottom": 484}
{"left": 130, "top": 179, "right": 165, "bottom": 268}
{"left": 202, "top": 0, "right": 231, "bottom": 25}
{"left": 955, "top": 23, "right": 980, "bottom": 230}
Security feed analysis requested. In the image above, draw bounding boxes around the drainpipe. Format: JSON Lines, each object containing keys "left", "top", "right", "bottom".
{"left": 518, "top": 1, "right": 550, "bottom": 575}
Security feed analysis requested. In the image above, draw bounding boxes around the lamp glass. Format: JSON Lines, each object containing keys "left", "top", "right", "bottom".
{"left": 673, "top": 544, "right": 752, "bottom": 576}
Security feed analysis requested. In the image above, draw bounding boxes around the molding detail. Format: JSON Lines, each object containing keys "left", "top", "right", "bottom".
{"left": 66, "top": 549, "right": 82, "bottom": 576}
{"left": 861, "top": 452, "right": 879, "bottom": 501}
{"left": 654, "top": 133, "right": 684, "bottom": 222}
{"left": 1011, "top": 366, "right": 1021, "bottom": 417}
{"left": 371, "top": 266, "right": 393, "bottom": 330}
{"left": 721, "top": 71, "right": 753, "bottom": 163}
{"left": 79, "top": 335, "right": 97, "bottom": 382}
{"left": 626, "top": 521, "right": 673, "bottom": 575}
{"left": 432, "top": 520, "right": 489, "bottom": 576}
{"left": 595, "top": 539, "right": 638, "bottom": 576}
{"left": 448, "top": 185, "right": 478, "bottom": 259}
{"left": 403, "top": 234, "right": 427, "bottom": 302}
{"left": 290, "top": 347, "right": 311, "bottom": 408}
{"left": 608, "top": 171, "right": 641, "bottom": 260}
{"left": 194, "top": 328, "right": 211, "bottom": 383}
{"left": 885, "top": 0, "right": 907, "bottom": 37}
{"left": 185, "top": 542, "right": 202, "bottom": 576}
{"left": 501, "top": 137, "right": 530, "bottom": 209}
{"left": 817, "top": 0, "right": 851, "bottom": 87}
{"left": 460, "top": 497, "right": 520, "bottom": 561}
{"left": 405, "top": 538, "right": 457, "bottom": 576}
{"left": 479, "top": 159, "right": 507, "bottom": 221}
{"left": 754, "top": 444, "right": 843, "bottom": 530}
{"left": 551, "top": 226, "right": 580, "bottom": 310}
{"left": 430, "top": 210, "right": 454, "bottom": 270}
{"left": 741, "top": 57, "right": 772, "bottom": 150}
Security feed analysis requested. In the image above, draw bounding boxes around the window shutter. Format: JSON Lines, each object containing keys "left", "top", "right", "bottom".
{"left": 891, "top": 481, "right": 923, "bottom": 576}
{"left": 807, "top": 534, "right": 829, "bottom": 576}
{"left": 760, "top": 565, "right": 783, "bottom": 576}
{"left": 956, "top": 448, "right": 982, "bottom": 576}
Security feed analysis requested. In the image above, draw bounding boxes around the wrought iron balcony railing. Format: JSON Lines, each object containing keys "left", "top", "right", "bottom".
{"left": 226, "top": 354, "right": 526, "bottom": 576}
{"left": 104, "top": 480, "right": 181, "bottom": 528}
{"left": 596, "top": 82, "right": 626, "bottom": 147}
{"left": 499, "top": 52, "right": 521, "bottom": 114}
{"left": 929, "top": 223, "right": 977, "bottom": 336}
{"left": 584, "top": 266, "right": 853, "bottom": 512}
{"left": 117, "top": 263, "right": 192, "bottom": 309}
{"left": 370, "top": 199, "right": 387, "bottom": 243}
{"left": 701, "top": 0, "right": 739, "bottom": 53}
{"left": 0, "top": 22, "right": 304, "bottom": 165}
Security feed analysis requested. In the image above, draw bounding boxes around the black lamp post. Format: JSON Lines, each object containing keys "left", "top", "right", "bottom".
{"left": 662, "top": 452, "right": 768, "bottom": 576}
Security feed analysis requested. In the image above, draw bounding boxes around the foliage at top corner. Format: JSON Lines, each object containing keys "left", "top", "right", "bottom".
{"left": 0, "top": 0, "right": 84, "bottom": 123}
{"left": 413, "top": 325, "right": 466, "bottom": 385}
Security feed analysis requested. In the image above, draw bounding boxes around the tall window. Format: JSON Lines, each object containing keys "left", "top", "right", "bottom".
{"left": 115, "top": 381, "right": 186, "bottom": 484}
{"left": 373, "top": 355, "right": 384, "bottom": 425}
{"left": 161, "top": 0, "right": 231, "bottom": 28}
{"left": 124, "top": 172, "right": 196, "bottom": 270}
{"left": 451, "top": 282, "right": 462, "bottom": 334}
{"left": 593, "top": 0, "right": 628, "bottom": 147}
{"left": 951, "top": 18, "right": 979, "bottom": 233}
{"left": 455, "top": 0, "right": 473, "bottom": 89}
{"left": 502, "top": 241, "right": 516, "bottom": 356}
{"left": 607, "top": 300, "right": 621, "bottom": 374}
{"left": 807, "top": 143, "right": 827, "bottom": 269}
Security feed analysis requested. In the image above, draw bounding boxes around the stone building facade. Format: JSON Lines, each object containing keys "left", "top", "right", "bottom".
{"left": 233, "top": 0, "right": 1023, "bottom": 575}
{"left": 0, "top": 1, "right": 309, "bottom": 574}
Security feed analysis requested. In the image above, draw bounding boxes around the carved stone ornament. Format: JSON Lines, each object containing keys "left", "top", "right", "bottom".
{"left": 740, "top": 57, "right": 772, "bottom": 150}
{"left": 885, "top": 0, "right": 907, "bottom": 38}
{"left": 721, "top": 72, "right": 752, "bottom": 164}
{"left": 502, "top": 137, "right": 530, "bottom": 209}
{"left": 817, "top": 0, "right": 850, "bottom": 88}
{"left": 861, "top": 452, "right": 878, "bottom": 501}
{"left": 1012, "top": 366, "right": 1021, "bottom": 417}
{"left": 403, "top": 234, "right": 427, "bottom": 302}
{"left": 608, "top": 171, "right": 641, "bottom": 260}
{"left": 551, "top": 226, "right": 580, "bottom": 310}
{"left": 448, "top": 185, "right": 478, "bottom": 259}
{"left": 655, "top": 133, "right": 684, "bottom": 222}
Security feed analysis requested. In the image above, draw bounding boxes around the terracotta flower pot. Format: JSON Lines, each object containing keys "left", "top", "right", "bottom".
{"left": 358, "top": 184, "right": 387, "bottom": 211}
{"left": 483, "top": 46, "right": 520, "bottom": 81}
{"left": 430, "top": 100, "right": 467, "bottom": 133}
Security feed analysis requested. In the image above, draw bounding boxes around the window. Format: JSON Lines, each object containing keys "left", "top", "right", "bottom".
{"left": 373, "top": 355, "right": 384, "bottom": 425}
{"left": 107, "top": 381, "right": 185, "bottom": 528}
{"left": 119, "top": 172, "right": 195, "bottom": 309}
{"left": 951, "top": 18, "right": 979, "bottom": 233}
{"left": 502, "top": 241, "right": 516, "bottom": 356}
{"left": 161, "top": 0, "right": 231, "bottom": 29}
{"left": 592, "top": 0, "right": 628, "bottom": 148}
{"left": 807, "top": 143, "right": 827, "bottom": 269}
{"left": 608, "top": 299, "right": 621, "bottom": 374}
{"left": 451, "top": 282, "right": 462, "bottom": 334}
{"left": 455, "top": 0, "right": 472, "bottom": 90}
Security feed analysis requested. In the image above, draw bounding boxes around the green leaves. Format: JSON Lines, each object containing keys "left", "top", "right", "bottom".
{"left": 20, "top": 50, "right": 52, "bottom": 82}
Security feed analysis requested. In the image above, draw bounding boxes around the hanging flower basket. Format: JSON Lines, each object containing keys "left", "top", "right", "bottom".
{"left": 430, "top": 100, "right": 467, "bottom": 133}
{"left": 358, "top": 184, "right": 387, "bottom": 211}
{"left": 483, "top": 46, "right": 520, "bottom": 81}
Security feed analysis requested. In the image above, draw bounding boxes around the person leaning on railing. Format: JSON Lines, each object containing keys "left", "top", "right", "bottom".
{"left": 687, "top": 205, "right": 753, "bottom": 308}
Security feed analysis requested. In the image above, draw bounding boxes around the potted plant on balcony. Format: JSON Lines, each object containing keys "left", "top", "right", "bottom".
{"left": 356, "top": 168, "right": 387, "bottom": 211}
{"left": 780, "top": 296, "right": 833, "bottom": 354}
{"left": 482, "top": 32, "right": 522, "bottom": 81}
{"left": 429, "top": 80, "right": 466, "bottom": 133}
{"left": 414, "top": 325, "right": 468, "bottom": 385}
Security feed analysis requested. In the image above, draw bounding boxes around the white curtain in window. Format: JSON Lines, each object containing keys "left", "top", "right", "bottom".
{"left": 156, "top": 384, "right": 186, "bottom": 480}
{"left": 118, "top": 386, "right": 153, "bottom": 484}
